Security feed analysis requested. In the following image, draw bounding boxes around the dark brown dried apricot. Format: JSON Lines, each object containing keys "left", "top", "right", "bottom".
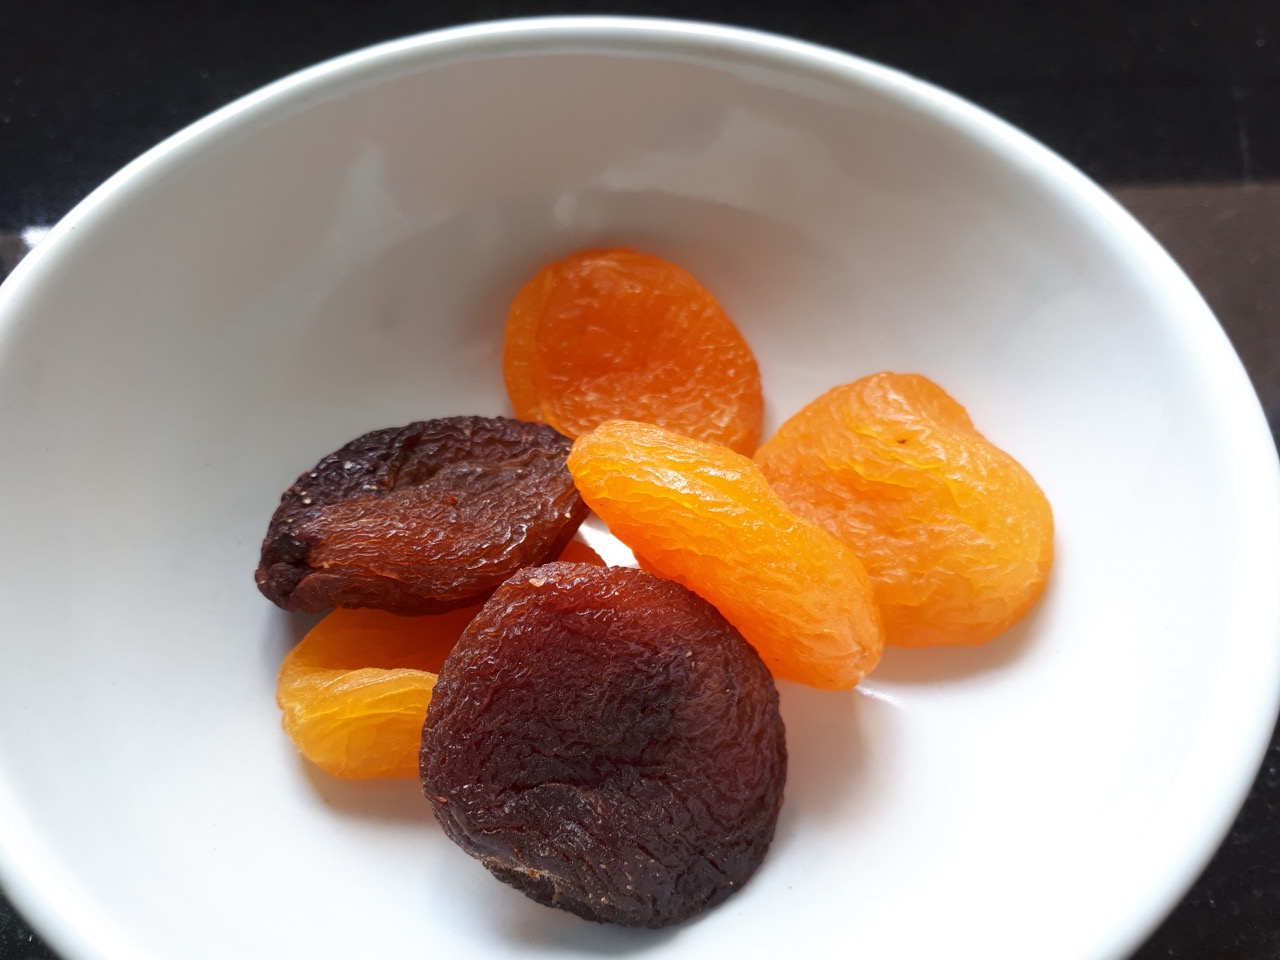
{"left": 420, "top": 562, "right": 787, "bottom": 928}
{"left": 256, "top": 416, "right": 587, "bottom": 615}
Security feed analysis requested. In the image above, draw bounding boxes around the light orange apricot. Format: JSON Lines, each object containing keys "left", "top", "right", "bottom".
{"left": 755, "top": 372, "right": 1054, "bottom": 647}
{"left": 568, "top": 420, "right": 883, "bottom": 690}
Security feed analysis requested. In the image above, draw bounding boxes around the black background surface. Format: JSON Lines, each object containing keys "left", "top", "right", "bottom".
{"left": 3, "top": 0, "right": 1280, "bottom": 231}
{"left": 2, "top": 2, "right": 1278, "bottom": 958}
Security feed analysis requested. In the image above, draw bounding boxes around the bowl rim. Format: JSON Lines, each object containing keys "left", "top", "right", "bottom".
{"left": 1, "top": 15, "right": 1278, "bottom": 960}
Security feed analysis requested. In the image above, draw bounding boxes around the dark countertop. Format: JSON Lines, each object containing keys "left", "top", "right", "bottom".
{"left": 2, "top": 2, "right": 1278, "bottom": 958}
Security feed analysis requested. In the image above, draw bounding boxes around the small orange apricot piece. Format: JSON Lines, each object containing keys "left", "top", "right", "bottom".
{"left": 755, "top": 372, "right": 1054, "bottom": 648}
{"left": 503, "top": 248, "right": 763, "bottom": 454}
{"left": 567, "top": 420, "right": 883, "bottom": 690}
{"left": 276, "top": 538, "right": 605, "bottom": 779}
{"left": 277, "top": 607, "right": 467, "bottom": 779}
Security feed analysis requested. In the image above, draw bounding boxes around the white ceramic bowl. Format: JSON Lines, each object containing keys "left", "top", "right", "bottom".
{"left": 1, "top": 17, "right": 1277, "bottom": 960}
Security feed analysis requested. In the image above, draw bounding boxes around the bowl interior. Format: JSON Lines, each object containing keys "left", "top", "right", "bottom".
{"left": 0, "top": 18, "right": 1277, "bottom": 960}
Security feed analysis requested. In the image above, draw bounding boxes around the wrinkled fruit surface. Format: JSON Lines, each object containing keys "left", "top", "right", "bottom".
{"left": 503, "top": 248, "right": 764, "bottom": 454}
{"left": 568, "top": 420, "right": 884, "bottom": 689}
{"left": 755, "top": 372, "right": 1054, "bottom": 647}
{"left": 277, "top": 606, "right": 469, "bottom": 779}
{"left": 256, "top": 416, "right": 587, "bottom": 615}
{"left": 420, "top": 562, "right": 787, "bottom": 928}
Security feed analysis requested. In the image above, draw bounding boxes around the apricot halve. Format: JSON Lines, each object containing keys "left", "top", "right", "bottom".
{"left": 256, "top": 416, "right": 587, "bottom": 615}
{"left": 567, "top": 420, "right": 884, "bottom": 689}
{"left": 275, "top": 539, "right": 604, "bottom": 780}
{"left": 755, "top": 372, "right": 1054, "bottom": 647}
{"left": 420, "top": 562, "right": 787, "bottom": 928}
{"left": 277, "top": 606, "right": 470, "bottom": 779}
{"left": 503, "top": 248, "right": 764, "bottom": 454}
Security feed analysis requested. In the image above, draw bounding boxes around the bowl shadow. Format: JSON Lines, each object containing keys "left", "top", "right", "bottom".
{"left": 775, "top": 683, "right": 872, "bottom": 826}
{"left": 867, "top": 595, "right": 1051, "bottom": 685}
{"left": 496, "top": 902, "right": 681, "bottom": 956}
{"left": 269, "top": 608, "right": 325, "bottom": 657}
{"left": 299, "top": 760, "right": 436, "bottom": 825}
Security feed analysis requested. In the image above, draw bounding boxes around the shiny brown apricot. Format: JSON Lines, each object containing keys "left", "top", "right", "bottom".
{"left": 420, "top": 562, "right": 787, "bottom": 928}
{"left": 256, "top": 416, "right": 587, "bottom": 615}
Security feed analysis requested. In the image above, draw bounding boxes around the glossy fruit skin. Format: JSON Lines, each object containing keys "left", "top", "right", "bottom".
{"left": 567, "top": 420, "right": 884, "bottom": 690}
{"left": 755, "top": 373, "right": 1054, "bottom": 647}
{"left": 255, "top": 416, "right": 587, "bottom": 615}
{"left": 420, "top": 562, "right": 787, "bottom": 929}
{"left": 277, "top": 607, "right": 469, "bottom": 779}
{"left": 503, "top": 248, "right": 763, "bottom": 454}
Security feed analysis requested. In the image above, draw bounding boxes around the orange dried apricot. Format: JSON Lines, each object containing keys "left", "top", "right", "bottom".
{"left": 277, "top": 606, "right": 468, "bottom": 779}
{"left": 503, "top": 248, "right": 763, "bottom": 454}
{"left": 754, "top": 372, "right": 1054, "bottom": 648}
{"left": 276, "top": 537, "right": 605, "bottom": 780}
{"left": 567, "top": 420, "right": 884, "bottom": 690}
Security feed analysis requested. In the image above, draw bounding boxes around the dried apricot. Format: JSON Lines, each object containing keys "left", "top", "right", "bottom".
{"left": 277, "top": 606, "right": 468, "bottom": 779}
{"left": 276, "top": 537, "right": 604, "bottom": 779}
{"left": 420, "top": 562, "right": 786, "bottom": 928}
{"left": 567, "top": 420, "right": 884, "bottom": 689}
{"left": 754, "top": 372, "right": 1054, "bottom": 647}
{"left": 503, "top": 248, "right": 763, "bottom": 454}
{"left": 256, "top": 416, "right": 587, "bottom": 615}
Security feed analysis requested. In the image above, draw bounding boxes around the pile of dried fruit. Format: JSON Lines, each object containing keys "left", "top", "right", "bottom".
{"left": 256, "top": 246, "right": 1053, "bottom": 928}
